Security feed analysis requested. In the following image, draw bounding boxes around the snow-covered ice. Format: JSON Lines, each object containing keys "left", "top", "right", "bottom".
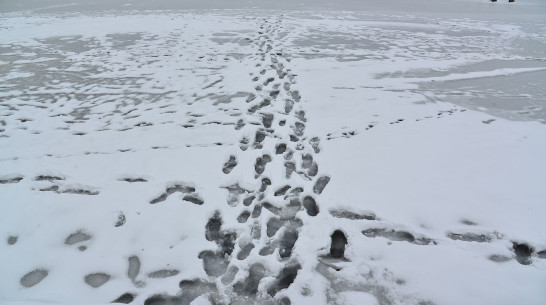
{"left": 1, "top": 1, "right": 545, "bottom": 305}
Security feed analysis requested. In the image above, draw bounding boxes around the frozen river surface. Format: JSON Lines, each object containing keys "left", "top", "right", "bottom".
{"left": 1, "top": 1, "right": 545, "bottom": 305}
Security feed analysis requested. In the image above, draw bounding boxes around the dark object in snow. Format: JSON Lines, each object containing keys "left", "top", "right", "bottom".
{"left": 513, "top": 242, "right": 533, "bottom": 265}
{"left": 330, "top": 230, "right": 348, "bottom": 258}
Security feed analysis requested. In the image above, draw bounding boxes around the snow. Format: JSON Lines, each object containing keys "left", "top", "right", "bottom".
{"left": 1, "top": 1, "right": 545, "bottom": 305}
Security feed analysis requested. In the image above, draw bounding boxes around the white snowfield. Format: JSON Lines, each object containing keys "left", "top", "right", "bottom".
{"left": 1, "top": 1, "right": 545, "bottom": 305}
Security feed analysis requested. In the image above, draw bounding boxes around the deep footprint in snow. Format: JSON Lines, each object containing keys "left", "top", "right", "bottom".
{"left": 330, "top": 230, "right": 348, "bottom": 258}
{"left": 303, "top": 196, "right": 319, "bottom": 216}
{"left": 513, "top": 242, "right": 534, "bottom": 265}
{"left": 20, "top": 269, "right": 48, "bottom": 288}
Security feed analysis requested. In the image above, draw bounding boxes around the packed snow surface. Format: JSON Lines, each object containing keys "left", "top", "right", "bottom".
{"left": 1, "top": 1, "right": 545, "bottom": 305}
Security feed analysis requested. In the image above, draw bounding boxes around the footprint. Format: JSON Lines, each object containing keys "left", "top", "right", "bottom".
{"left": 513, "top": 242, "right": 533, "bottom": 265}
{"left": 275, "top": 143, "right": 287, "bottom": 154}
{"left": 267, "top": 263, "right": 301, "bottom": 296}
{"left": 183, "top": 194, "right": 204, "bottom": 205}
{"left": 262, "top": 113, "right": 274, "bottom": 128}
{"left": 447, "top": 232, "right": 493, "bottom": 243}
{"left": 119, "top": 177, "right": 147, "bottom": 183}
{"left": 112, "top": 293, "right": 136, "bottom": 304}
{"left": 330, "top": 230, "right": 348, "bottom": 258}
{"left": 362, "top": 228, "right": 434, "bottom": 245}
{"left": 65, "top": 230, "right": 92, "bottom": 246}
{"left": 233, "top": 263, "right": 267, "bottom": 296}
{"left": 309, "top": 137, "right": 321, "bottom": 153}
{"left": 329, "top": 209, "right": 375, "bottom": 220}
{"left": 237, "top": 211, "right": 251, "bottom": 223}
{"left": 237, "top": 243, "right": 255, "bottom": 260}
{"left": 255, "top": 155, "right": 272, "bottom": 175}
{"left": 84, "top": 272, "right": 110, "bottom": 288}
{"left": 147, "top": 269, "right": 180, "bottom": 279}
{"left": 127, "top": 256, "right": 140, "bottom": 283}
{"left": 34, "top": 175, "right": 64, "bottom": 182}
{"left": 303, "top": 196, "right": 319, "bottom": 216}
{"left": 284, "top": 161, "right": 296, "bottom": 178}
{"left": 313, "top": 176, "right": 330, "bottom": 194}
{"left": 266, "top": 217, "right": 283, "bottom": 237}
{"left": 293, "top": 122, "right": 305, "bottom": 136}
{"left": 0, "top": 176, "right": 23, "bottom": 184}
{"left": 274, "top": 185, "right": 291, "bottom": 196}
{"left": 149, "top": 184, "right": 195, "bottom": 204}
{"left": 20, "top": 269, "right": 48, "bottom": 288}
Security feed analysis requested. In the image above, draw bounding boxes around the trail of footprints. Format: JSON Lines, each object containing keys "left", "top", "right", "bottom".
{"left": 4, "top": 16, "right": 545, "bottom": 305}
